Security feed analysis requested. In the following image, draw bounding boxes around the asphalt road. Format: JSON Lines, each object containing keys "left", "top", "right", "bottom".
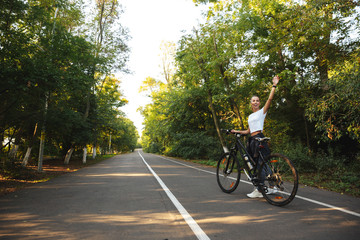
{"left": 1, "top": 150, "right": 359, "bottom": 240}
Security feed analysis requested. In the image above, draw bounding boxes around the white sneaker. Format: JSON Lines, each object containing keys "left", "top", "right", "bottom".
{"left": 266, "top": 187, "right": 279, "bottom": 195}
{"left": 247, "top": 189, "right": 263, "bottom": 198}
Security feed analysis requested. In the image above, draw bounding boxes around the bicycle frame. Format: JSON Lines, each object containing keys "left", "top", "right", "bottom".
{"left": 230, "top": 134, "right": 265, "bottom": 185}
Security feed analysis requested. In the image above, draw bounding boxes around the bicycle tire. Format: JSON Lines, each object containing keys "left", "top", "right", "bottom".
{"left": 258, "top": 153, "right": 298, "bottom": 206}
{"left": 216, "top": 152, "right": 241, "bottom": 193}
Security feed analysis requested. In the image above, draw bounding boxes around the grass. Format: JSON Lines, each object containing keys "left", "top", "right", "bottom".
{"left": 299, "top": 172, "right": 360, "bottom": 197}
{"left": 189, "top": 159, "right": 360, "bottom": 198}
{"left": 0, "top": 154, "right": 115, "bottom": 196}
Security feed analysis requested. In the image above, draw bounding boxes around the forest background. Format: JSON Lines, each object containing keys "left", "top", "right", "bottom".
{"left": 140, "top": 0, "right": 360, "bottom": 196}
{"left": 1, "top": 0, "right": 359, "bottom": 197}
{"left": 0, "top": 0, "right": 138, "bottom": 174}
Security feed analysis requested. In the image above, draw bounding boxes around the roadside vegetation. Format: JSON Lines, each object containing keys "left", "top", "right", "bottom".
{"left": 1, "top": 1, "right": 138, "bottom": 173}
{"left": 1, "top": 1, "right": 359, "bottom": 198}
{"left": 190, "top": 151, "right": 360, "bottom": 198}
{"left": 140, "top": 0, "right": 360, "bottom": 197}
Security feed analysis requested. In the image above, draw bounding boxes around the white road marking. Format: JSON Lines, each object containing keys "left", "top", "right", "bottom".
{"left": 157, "top": 155, "right": 360, "bottom": 218}
{"left": 138, "top": 152, "right": 210, "bottom": 240}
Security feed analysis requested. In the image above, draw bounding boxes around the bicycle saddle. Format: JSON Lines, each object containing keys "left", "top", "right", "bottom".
{"left": 255, "top": 137, "right": 271, "bottom": 142}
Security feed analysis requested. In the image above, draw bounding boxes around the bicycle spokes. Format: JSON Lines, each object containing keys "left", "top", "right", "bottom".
{"left": 259, "top": 153, "right": 298, "bottom": 206}
{"left": 217, "top": 153, "right": 241, "bottom": 194}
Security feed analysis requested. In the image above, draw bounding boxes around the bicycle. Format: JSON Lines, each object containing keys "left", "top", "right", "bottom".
{"left": 216, "top": 129, "right": 298, "bottom": 206}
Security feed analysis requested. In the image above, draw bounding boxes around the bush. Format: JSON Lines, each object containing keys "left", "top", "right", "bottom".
{"left": 166, "top": 132, "right": 222, "bottom": 161}
{"left": 272, "top": 140, "right": 350, "bottom": 174}
{"left": 144, "top": 142, "right": 163, "bottom": 154}
{"left": 272, "top": 141, "right": 315, "bottom": 173}
{"left": 257, "top": 140, "right": 360, "bottom": 196}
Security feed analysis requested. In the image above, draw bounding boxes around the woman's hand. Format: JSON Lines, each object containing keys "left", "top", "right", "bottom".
{"left": 273, "top": 75, "right": 279, "bottom": 86}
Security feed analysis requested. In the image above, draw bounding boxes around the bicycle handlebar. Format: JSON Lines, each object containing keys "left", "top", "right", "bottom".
{"left": 221, "top": 129, "right": 232, "bottom": 134}
{"left": 221, "top": 129, "right": 246, "bottom": 136}
{"left": 221, "top": 129, "right": 270, "bottom": 141}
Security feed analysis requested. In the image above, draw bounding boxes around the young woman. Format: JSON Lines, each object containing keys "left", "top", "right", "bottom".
{"left": 231, "top": 75, "right": 279, "bottom": 198}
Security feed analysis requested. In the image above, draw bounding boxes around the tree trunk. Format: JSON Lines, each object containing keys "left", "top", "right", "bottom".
{"left": 212, "top": 34, "right": 245, "bottom": 129}
{"left": 92, "top": 144, "right": 97, "bottom": 159}
{"left": 316, "top": 25, "right": 331, "bottom": 90}
{"left": 191, "top": 33, "right": 228, "bottom": 152}
{"left": 64, "top": 147, "right": 74, "bottom": 165}
{"left": 38, "top": 130, "right": 46, "bottom": 172}
{"left": 229, "top": 98, "right": 244, "bottom": 129}
{"left": 22, "top": 123, "right": 38, "bottom": 167}
{"left": 303, "top": 112, "right": 311, "bottom": 151}
{"left": 38, "top": 92, "right": 50, "bottom": 172}
{"left": 82, "top": 147, "right": 87, "bottom": 164}
{"left": 84, "top": 93, "right": 91, "bottom": 119}
{"left": 108, "top": 132, "right": 112, "bottom": 154}
{"left": 9, "top": 144, "right": 19, "bottom": 160}
{"left": 318, "top": 55, "right": 329, "bottom": 90}
{"left": 22, "top": 147, "right": 32, "bottom": 167}
{"left": 207, "top": 90, "right": 228, "bottom": 153}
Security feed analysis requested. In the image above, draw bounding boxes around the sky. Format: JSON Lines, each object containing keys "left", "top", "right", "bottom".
{"left": 118, "top": 0, "right": 209, "bottom": 136}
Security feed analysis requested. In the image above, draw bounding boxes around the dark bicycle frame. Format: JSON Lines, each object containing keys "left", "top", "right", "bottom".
{"left": 223, "top": 130, "right": 268, "bottom": 187}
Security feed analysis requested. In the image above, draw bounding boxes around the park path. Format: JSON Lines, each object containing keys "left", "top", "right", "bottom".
{"left": 1, "top": 150, "right": 359, "bottom": 239}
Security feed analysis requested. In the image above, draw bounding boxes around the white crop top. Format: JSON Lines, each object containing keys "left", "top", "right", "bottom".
{"left": 248, "top": 107, "right": 267, "bottom": 133}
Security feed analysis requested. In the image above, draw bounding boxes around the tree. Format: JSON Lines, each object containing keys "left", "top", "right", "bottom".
{"left": 83, "top": 0, "right": 130, "bottom": 160}
{"left": 141, "top": 0, "right": 360, "bottom": 163}
{"left": 0, "top": 0, "right": 136, "bottom": 169}
{"left": 159, "top": 41, "right": 176, "bottom": 86}
{"left": 176, "top": 29, "right": 229, "bottom": 151}
{"left": 306, "top": 52, "right": 360, "bottom": 144}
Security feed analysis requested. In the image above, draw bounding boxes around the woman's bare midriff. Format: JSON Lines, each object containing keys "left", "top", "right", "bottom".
{"left": 251, "top": 130, "right": 262, "bottom": 136}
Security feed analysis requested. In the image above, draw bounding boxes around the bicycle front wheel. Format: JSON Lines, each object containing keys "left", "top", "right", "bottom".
{"left": 217, "top": 152, "right": 241, "bottom": 193}
{"left": 258, "top": 153, "right": 298, "bottom": 206}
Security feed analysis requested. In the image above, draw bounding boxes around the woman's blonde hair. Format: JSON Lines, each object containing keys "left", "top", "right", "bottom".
{"left": 250, "top": 95, "right": 260, "bottom": 101}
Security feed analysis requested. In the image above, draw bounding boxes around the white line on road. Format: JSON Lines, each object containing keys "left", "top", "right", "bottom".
{"left": 138, "top": 152, "right": 210, "bottom": 240}
{"left": 158, "top": 155, "right": 360, "bottom": 218}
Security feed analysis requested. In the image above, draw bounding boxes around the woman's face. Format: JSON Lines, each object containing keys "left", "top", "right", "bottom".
{"left": 251, "top": 96, "right": 260, "bottom": 111}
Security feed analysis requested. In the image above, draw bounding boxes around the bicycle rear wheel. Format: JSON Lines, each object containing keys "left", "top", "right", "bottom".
{"left": 258, "top": 153, "right": 298, "bottom": 206}
{"left": 217, "top": 152, "right": 241, "bottom": 193}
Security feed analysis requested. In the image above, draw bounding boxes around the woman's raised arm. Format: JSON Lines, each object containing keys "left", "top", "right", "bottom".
{"left": 263, "top": 75, "right": 279, "bottom": 114}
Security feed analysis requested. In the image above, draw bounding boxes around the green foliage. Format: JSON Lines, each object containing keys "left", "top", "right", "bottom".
{"left": 107, "top": 117, "right": 139, "bottom": 153}
{"left": 145, "top": 142, "right": 163, "bottom": 154}
{"left": 274, "top": 140, "right": 354, "bottom": 177}
{"left": 306, "top": 55, "right": 360, "bottom": 143}
{"left": 299, "top": 153, "right": 360, "bottom": 197}
{"left": 141, "top": 0, "right": 360, "bottom": 183}
{"left": 167, "top": 132, "right": 222, "bottom": 160}
{"left": 0, "top": 0, "right": 136, "bottom": 164}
